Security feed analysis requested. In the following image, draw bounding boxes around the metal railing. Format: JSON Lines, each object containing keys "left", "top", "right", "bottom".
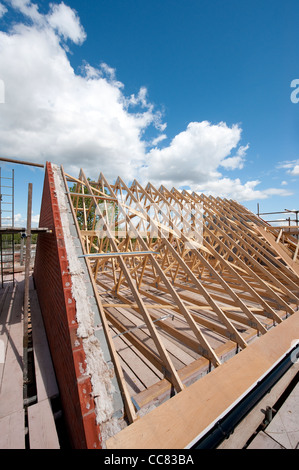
{"left": 257, "top": 205, "right": 299, "bottom": 228}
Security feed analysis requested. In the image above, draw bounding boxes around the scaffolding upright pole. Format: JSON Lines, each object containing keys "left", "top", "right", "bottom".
{"left": 24, "top": 183, "right": 32, "bottom": 317}
{"left": 23, "top": 183, "right": 32, "bottom": 402}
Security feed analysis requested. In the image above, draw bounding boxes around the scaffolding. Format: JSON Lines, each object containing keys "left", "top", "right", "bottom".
{"left": 257, "top": 204, "right": 299, "bottom": 240}
{"left": 0, "top": 167, "right": 15, "bottom": 286}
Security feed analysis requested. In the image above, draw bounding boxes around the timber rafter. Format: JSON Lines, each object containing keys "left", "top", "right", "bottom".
{"left": 62, "top": 168, "right": 299, "bottom": 424}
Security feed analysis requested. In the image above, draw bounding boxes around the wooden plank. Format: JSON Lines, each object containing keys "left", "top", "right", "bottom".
{"left": 28, "top": 399, "right": 60, "bottom": 449}
{"left": 30, "top": 290, "right": 59, "bottom": 401}
{"left": 256, "top": 226, "right": 299, "bottom": 277}
{"left": 108, "top": 291, "right": 207, "bottom": 357}
{"left": 0, "top": 285, "right": 12, "bottom": 384}
{"left": 112, "top": 327, "right": 162, "bottom": 392}
{"left": 0, "top": 410, "right": 25, "bottom": 449}
{"left": 132, "top": 340, "right": 238, "bottom": 411}
{"left": 106, "top": 307, "right": 165, "bottom": 372}
{"left": 293, "top": 241, "right": 299, "bottom": 261}
{"left": 0, "top": 282, "right": 24, "bottom": 419}
{"left": 106, "top": 310, "right": 299, "bottom": 449}
{"left": 157, "top": 187, "right": 274, "bottom": 327}
{"left": 0, "top": 156, "right": 44, "bottom": 168}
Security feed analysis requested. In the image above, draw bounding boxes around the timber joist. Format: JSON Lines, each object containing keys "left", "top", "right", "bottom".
{"left": 62, "top": 168, "right": 299, "bottom": 425}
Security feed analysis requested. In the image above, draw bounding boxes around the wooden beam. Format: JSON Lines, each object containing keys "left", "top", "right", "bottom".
{"left": 0, "top": 157, "right": 44, "bottom": 168}
{"left": 255, "top": 225, "right": 299, "bottom": 277}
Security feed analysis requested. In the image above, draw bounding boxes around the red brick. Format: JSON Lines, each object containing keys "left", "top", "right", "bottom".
{"left": 34, "top": 162, "right": 102, "bottom": 449}
{"left": 82, "top": 412, "right": 103, "bottom": 449}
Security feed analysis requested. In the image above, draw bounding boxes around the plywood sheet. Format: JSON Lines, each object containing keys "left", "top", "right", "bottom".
{"left": 0, "top": 283, "right": 24, "bottom": 419}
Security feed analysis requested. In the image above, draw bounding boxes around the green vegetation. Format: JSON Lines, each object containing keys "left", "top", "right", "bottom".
{"left": 0, "top": 233, "right": 38, "bottom": 245}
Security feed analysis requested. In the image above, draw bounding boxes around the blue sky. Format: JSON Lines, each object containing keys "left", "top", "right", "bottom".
{"left": 0, "top": 0, "right": 298, "bottom": 227}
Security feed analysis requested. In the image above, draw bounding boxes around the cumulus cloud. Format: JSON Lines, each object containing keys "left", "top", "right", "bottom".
{"left": 142, "top": 121, "right": 245, "bottom": 186}
{"left": 0, "top": 1, "right": 166, "bottom": 181}
{"left": 0, "top": 1, "right": 294, "bottom": 203}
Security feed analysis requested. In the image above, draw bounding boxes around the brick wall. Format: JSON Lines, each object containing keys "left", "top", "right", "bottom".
{"left": 34, "top": 162, "right": 102, "bottom": 449}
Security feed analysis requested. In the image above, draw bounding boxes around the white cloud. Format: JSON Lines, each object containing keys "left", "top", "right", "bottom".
{"left": 277, "top": 159, "right": 299, "bottom": 176}
{"left": 8, "top": 0, "right": 86, "bottom": 45}
{"left": 0, "top": 1, "right": 294, "bottom": 204}
{"left": 8, "top": 0, "right": 42, "bottom": 23}
{"left": 220, "top": 144, "right": 248, "bottom": 170}
{"left": 47, "top": 2, "right": 86, "bottom": 45}
{"left": 32, "top": 213, "right": 40, "bottom": 224}
{"left": 0, "top": 1, "right": 165, "bottom": 181}
{"left": 192, "top": 178, "right": 292, "bottom": 202}
{"left": 14, "top": 213, "right": 23, "bottom": 224}
{"left": 151, "top": 133, "right": 167, "bottom": 146}
{"left": 0, "top": 3, "right": 7, "bottom": 18}
{"left": 141, "top": 121, "right": 246, "bottom": 185}
{"left": 290, "top": 164, "right": 299, "bottom": 176}
{"left": 14, "top": 211, "right": 39, "bottom": 227}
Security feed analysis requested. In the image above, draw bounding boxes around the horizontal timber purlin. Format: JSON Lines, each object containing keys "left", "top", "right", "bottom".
{"left": 62, "top": 167, "right": 298, "bottom": 430}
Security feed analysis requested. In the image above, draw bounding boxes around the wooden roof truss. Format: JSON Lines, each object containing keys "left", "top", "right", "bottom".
{"left": 62, "top": 167, "right": 299, "bottom": 424}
